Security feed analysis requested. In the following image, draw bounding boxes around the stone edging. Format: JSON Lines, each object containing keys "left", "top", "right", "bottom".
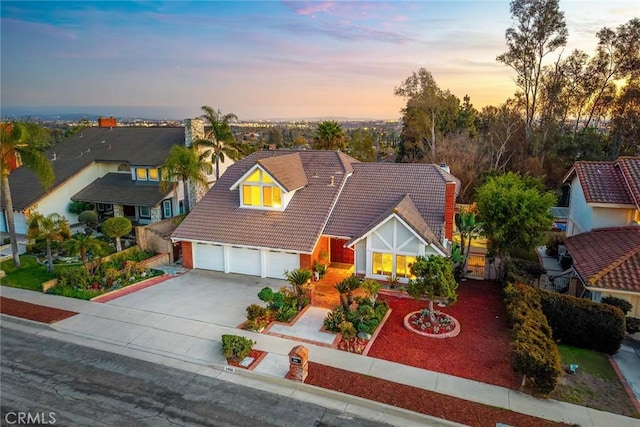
{"left": 90, "top": 274, "right": 171, "bottom": 303}
{"left": 403, "top": 311, "right": 461, "bottom": 338}
{"left": 361, "top": 307, "right": 392, "bottom": 356}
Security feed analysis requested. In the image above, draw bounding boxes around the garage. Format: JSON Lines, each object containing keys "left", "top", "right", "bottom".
{"left": 266, "top": 251, "right": 299, "bottom": 279}
{"left": 228, "top": 247, "right": 261, "bottom": 276}
{"left": 193, "top": 243, "right": 224, "bottom": 271}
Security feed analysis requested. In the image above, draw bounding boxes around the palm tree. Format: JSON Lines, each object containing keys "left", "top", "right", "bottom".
{"left": 455, "top": 209, "right": 484, "bottom": 278}
{"left": 0, "top": 122, "right": 54, "bottom": 267}
{"left": 27, "top": 212, "right": 71, "bottom": 273}
{"left": 284, "top": 268, "right": 313, "bottom": 310}
{"left": 312, "top": 121, "right": 346, "bottom": 151}
{"left": 160, "top": 145, "right": 212, "bottom": 214}
{"left": 196, "top": 105, "right": 242, "bottom": 180}
{"left": 64, "top": 232, "right": 104, "bottom": 270}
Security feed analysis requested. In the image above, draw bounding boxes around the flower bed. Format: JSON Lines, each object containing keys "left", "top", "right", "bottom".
{"left": 367, "top": 280, "right": 521, "bottom": 389}
{"left": 404, "top": 309, "right": 460, "bottom": 338}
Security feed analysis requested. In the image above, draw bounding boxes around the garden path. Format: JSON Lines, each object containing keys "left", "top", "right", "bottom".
{"left": 311, "top": 267, "right": 364, "bottom": 308}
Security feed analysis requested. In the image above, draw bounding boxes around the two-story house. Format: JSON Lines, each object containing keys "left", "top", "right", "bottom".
{"left": 0, "top": 118, "right": 230, "bottom": 235}
{"left": 172, "top": 149, "right": 459, "bottom": 280}
{"left": 562, "top": 157, "right": 640, "bottom": 317}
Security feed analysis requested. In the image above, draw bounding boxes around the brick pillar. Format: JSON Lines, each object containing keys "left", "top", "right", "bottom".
{"left": 444, "top": 181, "right": 456, "bottom": 241}
{"left": 285, "top": 345, "right": 309, "bottom": 382}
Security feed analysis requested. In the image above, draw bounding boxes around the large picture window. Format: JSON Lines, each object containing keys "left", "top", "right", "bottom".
{"left": 396, "top": 255, "right": 417, "bottom": 278}
{"left": 373, "top": 253, "right": 393, "bottom": 276}
{"left": 373, "top": 252, "right": 416, "bottom": 278}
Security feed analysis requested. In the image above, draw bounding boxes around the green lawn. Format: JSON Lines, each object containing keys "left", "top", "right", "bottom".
{"left": 1, "top": 255, "right": 80, "bottom": 292}
{"left": 557, "top": 344, "right": 618, "bottom": 381}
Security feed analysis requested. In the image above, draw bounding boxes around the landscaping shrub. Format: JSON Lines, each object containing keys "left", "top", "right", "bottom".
{"left": 627, "top": 317, "right": 640, "bottom": 334}
{"left": 56, "top": 266, "right": 91, "bottom": 289}
{"left": 506, "top": 258, "right": 545, "bottom": 286}
{"left": 221, "top": 334, "right": 255, "bottom": 361}
{"left": 539, "top": 290, "right": 625, "bottom": 355}
{"left": 245, "top": 286, "right": 299, "bottom": 329}
{"left": 601, "top": 296, "right": 633, "bottom": 315}
{"left": 323, "top": 297, "right": 388, "bottom": 335}
{"left": 504, "top": 283, "right": 562, "bottom": 397}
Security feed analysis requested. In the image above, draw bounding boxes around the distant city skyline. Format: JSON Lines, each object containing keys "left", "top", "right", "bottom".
{"left": 1, "top": 1, "right": 638, "bottom": 120}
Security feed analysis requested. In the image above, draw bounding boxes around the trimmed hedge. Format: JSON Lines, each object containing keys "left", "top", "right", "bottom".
{"left": 504, "top": 284, "right": 562, "bottom": 397}
{"left": 539, "top": 290, "right": 625, "bottom": 355}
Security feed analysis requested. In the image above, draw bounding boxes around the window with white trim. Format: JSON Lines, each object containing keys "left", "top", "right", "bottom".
{"left": 241, "top": 169, "right": 282, "bottom": 209}
{"left": 139, "top": 206, "right": 151, "bottom": 219}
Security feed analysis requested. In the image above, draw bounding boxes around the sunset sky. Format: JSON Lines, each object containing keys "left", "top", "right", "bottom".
{"left": 1, "top": 1, "right": 637, "bottom": 120}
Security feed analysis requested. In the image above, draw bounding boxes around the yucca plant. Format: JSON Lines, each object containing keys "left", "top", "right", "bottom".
{"left": 284, "top": 268, "right": 313, "bottom": 309}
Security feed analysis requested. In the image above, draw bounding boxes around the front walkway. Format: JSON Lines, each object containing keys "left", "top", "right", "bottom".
{"left": 312, "top": 267, "right": 364, "bottom": 308}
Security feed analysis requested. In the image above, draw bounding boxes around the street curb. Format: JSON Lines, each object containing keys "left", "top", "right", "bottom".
{"left": 0, "top": 313, "right": 56, "bottom": 330}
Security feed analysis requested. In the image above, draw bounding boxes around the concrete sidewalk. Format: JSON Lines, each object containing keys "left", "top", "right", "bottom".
{"left": 1, "top": 285, "right": 639, "bottom": 427}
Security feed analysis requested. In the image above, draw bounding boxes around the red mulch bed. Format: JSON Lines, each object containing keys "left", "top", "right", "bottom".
{"left": 368, "top": 280, "right": 521, "bottom": 389}
{"left": 0, "top": 297, "right": 77, "bottom": 323}
{"left": 306, "top": 362, "right": 566, "bottom": 427}
{"left": 225, "top": 349, "right": 266, "bottom": 370}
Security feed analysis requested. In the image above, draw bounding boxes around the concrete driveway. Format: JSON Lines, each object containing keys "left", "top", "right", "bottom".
{"left": 104, "top": 269, "right": 286, "bottom": 327}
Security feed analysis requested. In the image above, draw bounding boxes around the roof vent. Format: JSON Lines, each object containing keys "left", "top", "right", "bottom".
{"left": 439, "top": 163, "right": 451, "bottom": 174}
{"left": 328, "top": 176, "right": 335, "bottom": 187}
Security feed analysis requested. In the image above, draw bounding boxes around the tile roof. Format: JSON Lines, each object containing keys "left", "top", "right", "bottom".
{"left": 565, "top": 226, "right": 640, "bottom": 293}
{"left": 563, "top": 159, "right": 637, "bottom": 206}
{"left": 257, "top": 153, "right": 308, "bottom": 191}
{"left": 2, "top": 127, "right": 184, "bottom": 211}
{"left": 71, "top": 173, "right": 174, "bottom": 207}
{"left": 348, "top": 194, "right": 445, "bottom": 253}
{"left": 617, "top": 157, "right": 640, "bottom": 207}
{"left": 324, "top": 162, "right": 460, "bottom": 244}
{"left": 172, "top": 150, "right": 356, "bottom": 253}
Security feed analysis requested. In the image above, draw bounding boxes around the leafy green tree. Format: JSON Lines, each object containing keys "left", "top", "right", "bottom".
{"left": 0, "top": 122, "right": 55, "bottom": 267}
{"left": 160, "top": 145, "right": 212, "bottom": 214}
{"left": 195, "top": 105, "right": 242, "bottom": 180}
{"left": 408, "top": 255, "right": 458, "bottom": 322}
{"left": 497, "top": 0, "right": 567, "bottom": 147}
{"left": 313, "top": 121, "right": 345, "bottom": 151}
{"left": 395, "top": 68, "right": 460, "bottom": 161}
{"left": 476, "top": 173, "right": 555, "bottom": 281}
{"left": 102, "top": 217, "right": 132, "bottom": 252}
{"left": 27, "top": 212, "right": 71, "bottom": 273}
{"left": 349, "top": 129, "right": 375, "bottom": 161}
{"left": 64, "top": 232, "right": 104, "bottom": 270}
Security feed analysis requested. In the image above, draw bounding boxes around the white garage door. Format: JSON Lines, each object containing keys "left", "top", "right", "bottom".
{"left": 266, "top": 251, "right": 299, "bottom": 279}
{"left": 193, "top": 243, "right": 224, "bottom": 271}
{"left": 228, "top": 247, "right": 261, "bottom": 276}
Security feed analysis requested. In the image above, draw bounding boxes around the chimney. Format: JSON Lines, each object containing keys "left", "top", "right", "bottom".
{"left": 268, "top": 144, "right": 277, "bottom": 151}
{"left": 184, "top": 118, "right": 205, "bottom": 147}
{"left": 444, "top": 181, "right": 456, "bottom": 241}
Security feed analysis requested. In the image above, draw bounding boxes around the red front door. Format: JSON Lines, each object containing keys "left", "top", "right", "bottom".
{"left": 330, "top": 238, "right": 354, "bottom": 264}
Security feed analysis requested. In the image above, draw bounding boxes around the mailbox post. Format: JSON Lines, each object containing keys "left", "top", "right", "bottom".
{"left": 285, "top": 345, "right": 309, "bottom": 382}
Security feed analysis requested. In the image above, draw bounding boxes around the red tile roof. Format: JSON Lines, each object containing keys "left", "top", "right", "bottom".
{"left": 563, "top": 158, "right": 640, "bottom": 206}
{"left": 617, "top": 157, "right": 640, "bottom": 207}
{"left": 565, "top": 226, "right": 640, "bottom": 293}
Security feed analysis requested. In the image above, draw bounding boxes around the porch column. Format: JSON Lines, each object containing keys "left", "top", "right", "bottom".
{"left": 113, "top": 204, "right": 124, "bottom": 217}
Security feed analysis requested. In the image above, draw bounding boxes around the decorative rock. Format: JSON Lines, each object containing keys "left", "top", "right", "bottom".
{"left": 239, "top": 356, "right": 254, "bottom": 367}
{"left": 357, "top": 332, "right": 372, "bottom": 340}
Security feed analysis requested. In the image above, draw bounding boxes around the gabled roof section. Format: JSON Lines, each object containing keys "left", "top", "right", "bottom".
{"left": 71, "top": 173, "right": 174, "bottom": 207}
{"left": 1, "top": 127, "right": 184, "bottom": 211}
{"left": 565, "top": 226, "right": 640, "bottom": 293}
{"left": 173, "top": 150, "right": 357, "bottom": 253}
{"left": 562, "top": 160, "right": 636, "bottom": 206}
{"left": 617, "top": 156, "right": 640, "bottom": 208}
{"left": 257, "top": 153, "right": 308, "bottom": 191}
{"left": 348, "top": 194, "right": 445, "bottom": 253}
{"left": 325, "top": 163, "right": 460, "bottom": 247}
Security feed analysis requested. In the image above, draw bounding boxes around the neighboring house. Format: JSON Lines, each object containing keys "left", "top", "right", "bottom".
{"left": 172, "top": 149, "right": 460, "bottom": 280}
{"left": 564, "top": 226, "right": 640, "bottom": 318}
{"left": 560, "top": 157, "right": 640, "bottom": 316}
{"left": 563, "top": 157, "right": 640, "bottom": 237}
{"left": 0, "top": 118, "right": 230, "bottom": 234}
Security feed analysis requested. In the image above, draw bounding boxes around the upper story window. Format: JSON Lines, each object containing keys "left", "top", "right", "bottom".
{"left": 135, "top": 167, "right": 159, "bottom": 182}
{"left": 241, "top": 169, "right": 282, "bottom": 209}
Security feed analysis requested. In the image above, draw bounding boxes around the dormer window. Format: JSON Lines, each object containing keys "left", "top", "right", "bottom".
{"left": 241, "top": 169, "right": 282, "bottom": 208}
{"left": 135, "top": 167, "right": 159, "bottom": 181}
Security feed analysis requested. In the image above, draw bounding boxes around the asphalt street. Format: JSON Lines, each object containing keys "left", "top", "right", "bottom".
{"left": 0, "top": 326, "right": 390, "bottom": 427}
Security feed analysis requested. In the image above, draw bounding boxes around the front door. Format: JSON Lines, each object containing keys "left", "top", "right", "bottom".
{"left": 330, "top": 238, "right": 354, "bottom": 264}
